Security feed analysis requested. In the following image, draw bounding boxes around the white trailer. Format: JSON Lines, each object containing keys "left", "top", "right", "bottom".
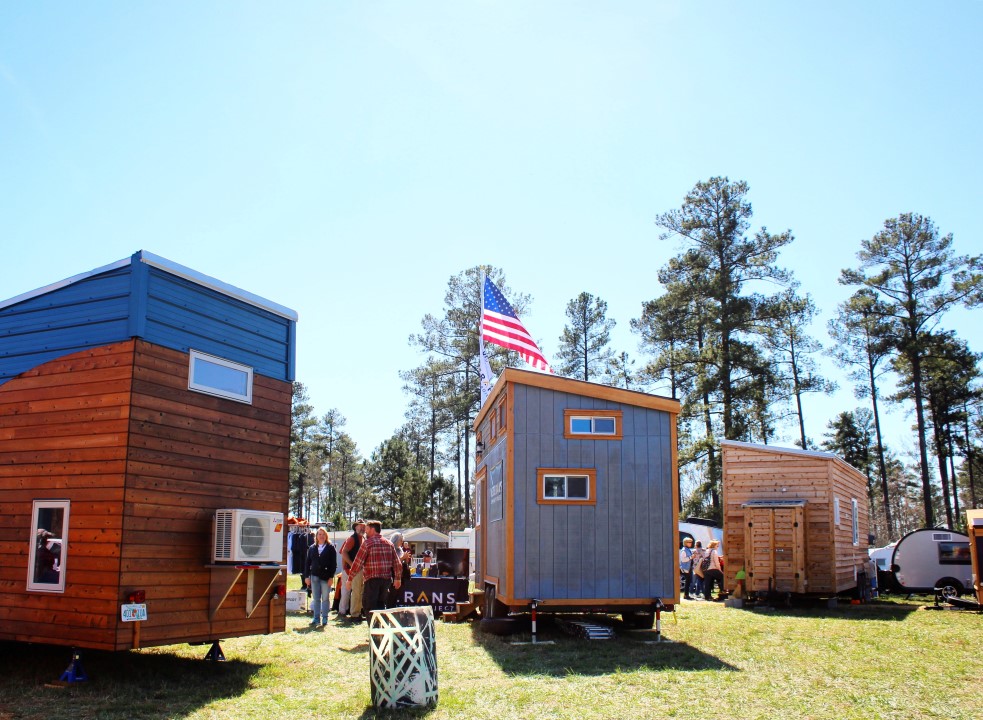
{"left": 891, "top": 528, "right": 972, "bottom": 598}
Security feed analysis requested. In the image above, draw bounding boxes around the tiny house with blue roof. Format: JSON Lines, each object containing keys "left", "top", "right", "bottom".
{"left": 0, "top": 251, "right": 297, "bottom": 652}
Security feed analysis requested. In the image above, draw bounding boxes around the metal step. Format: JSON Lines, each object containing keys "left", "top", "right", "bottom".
{"left": 558, "top": 619, "right": 615, "bottom": 640}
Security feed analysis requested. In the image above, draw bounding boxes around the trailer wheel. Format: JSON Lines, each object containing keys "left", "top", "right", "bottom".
{"left": 621, "top": 611, "right": 655, "bottom": 629}
{"left": 936, "top": 578, "right": 963, "bottom": 599}
{"left": 479, "top": 617, "right": 521, "bottom": 636}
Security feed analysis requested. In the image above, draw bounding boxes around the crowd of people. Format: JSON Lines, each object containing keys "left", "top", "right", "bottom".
{"left": 678, "top": 537, "right": 726, "bottom": 601}
{"left": 292, "top": 519, "right": 435, "bottom": 628}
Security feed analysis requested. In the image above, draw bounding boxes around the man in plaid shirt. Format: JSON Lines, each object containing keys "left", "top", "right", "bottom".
{"left": 346, "top": 520, "right": 402, "bottom": 619}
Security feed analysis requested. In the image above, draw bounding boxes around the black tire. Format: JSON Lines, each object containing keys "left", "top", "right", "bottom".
{"left": 936, "top": 578, "right": 963, "bottom": 599}
{"left": 479, "top": 617, "right": 521, "bottom": 636}
{"left": 621, "top": 611, "right": 655, "bottom": 629}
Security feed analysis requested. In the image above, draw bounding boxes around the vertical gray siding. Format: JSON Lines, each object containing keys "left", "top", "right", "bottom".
{"left": 506, "top": 384, "right": 675, "bottom": 602}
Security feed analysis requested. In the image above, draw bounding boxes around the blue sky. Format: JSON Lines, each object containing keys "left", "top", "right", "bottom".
{"left": 2, "top": 2, "right": 980, "bottom": 460}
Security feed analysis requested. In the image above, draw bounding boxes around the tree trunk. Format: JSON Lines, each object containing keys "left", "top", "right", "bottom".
{"left": 910, "top": 353, "right": 935, "bottom": 527}
{"left": 929, "top": 393, "right": 952, "bottom": 528}
{"left": 868, "top": 358, "right": 893, "bottom": 535}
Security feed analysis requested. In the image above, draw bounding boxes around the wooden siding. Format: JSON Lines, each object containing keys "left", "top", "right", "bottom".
{"left": 0, "top": 341, "right": 133, "bottom": 649}
{"left": 722, "top": 441, "right": 869, "bottom": 596}
{"left": 0, "top": 339, "right": 291, "bottom": 651}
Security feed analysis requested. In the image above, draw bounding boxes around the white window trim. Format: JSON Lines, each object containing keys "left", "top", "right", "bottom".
{"left": 189, "top": 349, "right": 254, "bottom": 404}
{"left": 851, "top": 498, "right": 860, "bottom": 546}
{"left": 27, "top": 499, "right": 70, "bottom": 593}
{"left": 542, "top": 473, "right": 592, "bottom": 501}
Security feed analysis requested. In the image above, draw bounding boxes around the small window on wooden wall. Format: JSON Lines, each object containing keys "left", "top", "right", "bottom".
{"left": 189, "top": 349, "right": 253, "bottom": 404}
{"left": 537, "top": 469, "right": 597, "bottom": 505}
{"left": 851, "top": 498, "right": 859, "bottom": 545}
{"left": 563, "top": 409, "right": 622, "bottom": 440}
{"left": 28, "top": 500, "right": 70, "bottom": 593}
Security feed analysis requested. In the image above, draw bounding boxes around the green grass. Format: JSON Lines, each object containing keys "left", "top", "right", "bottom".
{"left": 0, "top": 593, "right": 979, "bottom": 720}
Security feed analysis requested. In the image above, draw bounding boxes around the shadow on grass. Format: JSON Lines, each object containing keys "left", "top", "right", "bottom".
{"left": 0, "top": 641, "right": 262, "bottom": 720}
{"left": 468, "top": 617, "right": 737, "bottom": 675}
{"left": 735, "top": 596, "right": 922, "bottom": 621}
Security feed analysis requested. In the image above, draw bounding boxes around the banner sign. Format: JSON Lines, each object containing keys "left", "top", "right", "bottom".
{"left": 394, "top": 577, "right": 468, "bottom": 614}
{"left": 121, "top": 603, "right": 147, "bottom": 622}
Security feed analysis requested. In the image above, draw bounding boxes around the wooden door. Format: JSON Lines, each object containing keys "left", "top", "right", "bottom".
{"left": 744, "top": 505, "right": 806, "bottom": 594}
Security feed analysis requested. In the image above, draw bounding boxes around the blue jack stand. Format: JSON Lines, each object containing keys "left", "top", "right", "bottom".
{"left": 59, "top": 649, "right": 89, "bottom": 683}
{"left": 204, "top": 641, "right": 226, "bottom": 662}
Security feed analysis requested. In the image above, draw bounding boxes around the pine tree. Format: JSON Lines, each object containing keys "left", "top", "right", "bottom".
{"left": 556, "top": 291, "right": 615, "bottom": 381}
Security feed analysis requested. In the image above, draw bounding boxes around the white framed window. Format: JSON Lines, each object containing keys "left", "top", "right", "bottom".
{"left": 189, "top": 350, "right": 253, "bottom": 404}
{"left": 834, "top": 497, "right": 841, "bottom": 525}
{"left": 851, "top": 498, "right": 859, "bottom": 546}
{"left": 28, "top": 500, "right": 70, "bottom": 593}
{"left": 537, "top": 469, "right": 597, "bottom": 505}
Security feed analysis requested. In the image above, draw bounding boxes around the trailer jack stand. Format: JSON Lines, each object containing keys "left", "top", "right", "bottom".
{"left": 204, "top": 641, "right": 226, "bottom": 662}
{"left": 59, "top": 648, "right": 89, "bottom": 683}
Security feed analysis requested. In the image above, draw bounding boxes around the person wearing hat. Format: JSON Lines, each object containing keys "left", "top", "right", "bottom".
{"left": 338, "top": 519, "right": 366, "bottom": 619}
{"left": 679, "top": 537, "right": 695, "bottom": 599}
{"left": 702, "top": 539, "right": 725, "bottom": 601}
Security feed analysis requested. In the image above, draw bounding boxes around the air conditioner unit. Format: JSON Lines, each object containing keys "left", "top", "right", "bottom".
{"left": 212, "top": 509, "right": 285, "bottom": 563}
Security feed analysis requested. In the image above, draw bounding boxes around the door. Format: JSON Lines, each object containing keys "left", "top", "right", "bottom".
{"left": 744, "top": 505, "right": 806, "bottom": 594}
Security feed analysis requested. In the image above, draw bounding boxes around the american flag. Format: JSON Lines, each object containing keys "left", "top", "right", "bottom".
{"left": 482, "top": 276, "right": 553, "bottom": 373}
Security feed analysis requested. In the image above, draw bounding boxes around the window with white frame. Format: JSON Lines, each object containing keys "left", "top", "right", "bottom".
{"left": 189, "top": 350, "right": 253, "bottom": 403}
{"left": 28, "top": 500, "right": 70, "bottom": 593}
{"left": 851, "top": 498, "right": 859, "bottom": 545}
{"left": 537, "top": 469, "right": 596, "bottom": 504}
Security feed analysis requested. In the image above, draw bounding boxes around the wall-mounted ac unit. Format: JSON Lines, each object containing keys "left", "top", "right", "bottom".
{"left": 212, "top": 509, "right": 284, "bottom": 563}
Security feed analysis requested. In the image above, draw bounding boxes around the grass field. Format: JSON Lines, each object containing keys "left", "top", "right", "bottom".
{"left": 0, "top": 593, "right": 979, "bottom": 720}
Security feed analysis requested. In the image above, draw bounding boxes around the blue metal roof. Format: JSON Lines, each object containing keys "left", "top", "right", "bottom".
{"left": 0, "top": 250, "right": 298, "bottom": 385}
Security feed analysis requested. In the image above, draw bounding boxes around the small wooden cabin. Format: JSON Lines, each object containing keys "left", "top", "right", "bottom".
{"left": 0, "top": 251, "right": 296, "bottom": 651}
{"left": 472, "top": 369, "right": 680, "bottom": 619}
{"left": 722, "top": 440, "right": 870, "bottom": 597}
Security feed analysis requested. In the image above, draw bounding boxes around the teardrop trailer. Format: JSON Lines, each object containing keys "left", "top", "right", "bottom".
{"left": 888, "top": 528, "right": 972, "bottom": 599}
{"left": 471, "top": 369, "right": 681, "bottom": 635}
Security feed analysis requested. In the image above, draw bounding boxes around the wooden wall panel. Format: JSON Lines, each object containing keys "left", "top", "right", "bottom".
{"left": 116, "top": 340, "right": 290, "bottom": 650}
{"left": 1, "top": 339, "right": 291, "bottom": 651}
{"left": 0, "top": 341, "right": 133, "bottom": 650}
{"left": 723, "top": 441, "right": 870, "bottom": 596}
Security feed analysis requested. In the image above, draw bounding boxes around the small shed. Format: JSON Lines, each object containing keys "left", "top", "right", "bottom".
{"left": 0, "top": 251, "right": 297, "bottom": 652}
{"left": 722, "top": 440, "right": 870, "bottom": 597}
{"left": 473, "top": 369, "right": 680, "bottom": 620}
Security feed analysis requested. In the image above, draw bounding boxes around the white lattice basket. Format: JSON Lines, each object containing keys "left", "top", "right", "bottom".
{"left": 368, "top": 606, "right": 438, "bottom": 708}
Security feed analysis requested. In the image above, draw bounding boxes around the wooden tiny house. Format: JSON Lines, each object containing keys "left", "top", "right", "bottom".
{"left": 473, "top": 369, "right": 680, "bottom": 621}
{"left": 722, "top": 440, "right": 870, "bottom": 597}
{"left": 0, "top": 251, "right": 296, "bottom": 651}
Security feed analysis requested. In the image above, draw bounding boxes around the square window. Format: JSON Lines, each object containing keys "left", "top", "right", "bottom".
{"left": 544, "top": 476, "right": 565, "bottom": 498}
{"left": 567, "top": 476, "right": 589, "bottom": 499}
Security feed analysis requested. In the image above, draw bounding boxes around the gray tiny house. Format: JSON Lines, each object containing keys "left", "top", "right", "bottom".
{"left": 472, "top": 369, "right": 680, "bottom": 625}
